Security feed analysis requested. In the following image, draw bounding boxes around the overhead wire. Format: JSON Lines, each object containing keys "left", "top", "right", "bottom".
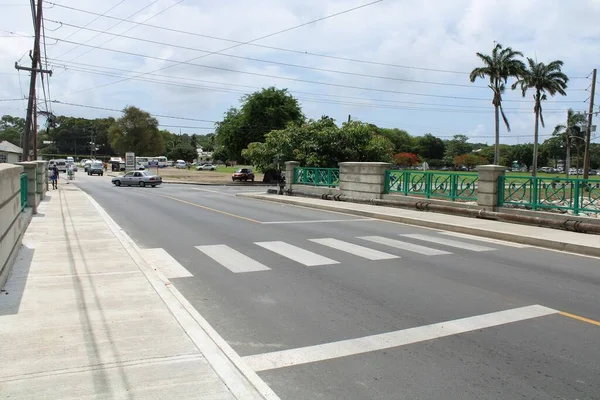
{"left": 44, "top": 20, "right": 489, "bottom": 90}
{"left": 52, "top": 0, "right": 386, "bottom": 95}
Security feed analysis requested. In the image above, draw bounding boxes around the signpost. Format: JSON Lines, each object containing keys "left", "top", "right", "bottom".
{"left": 125, "top": 152, "right": 135, "bottom": 172}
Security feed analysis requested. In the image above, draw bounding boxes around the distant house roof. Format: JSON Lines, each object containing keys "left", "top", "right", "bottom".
{"left": 0, "top": 140, "right": 23, "bottom": 154}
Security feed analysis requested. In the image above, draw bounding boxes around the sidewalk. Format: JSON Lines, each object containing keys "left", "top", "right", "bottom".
{"left": 239, "top": 193, "right": 600, "bottom": 257}
{"left": 0, "top": 185, "right": 277, "bottom": 399}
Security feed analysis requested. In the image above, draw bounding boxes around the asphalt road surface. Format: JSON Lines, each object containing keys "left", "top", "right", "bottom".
{"left": 70, "top": 172, "right": 600, "bottom": 400}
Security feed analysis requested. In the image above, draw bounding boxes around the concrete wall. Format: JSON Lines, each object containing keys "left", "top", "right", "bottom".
{"left": 338, "top": 162, "right": 391, "bottom": 200}
{"left": 0, "top": 164, "right": 32, "bottom": 289}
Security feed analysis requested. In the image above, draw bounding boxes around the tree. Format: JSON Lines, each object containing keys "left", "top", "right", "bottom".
{"left": 215, "top": 87, "right": 304, "bottom": 162}
{"left": 47, "top": 116, "right": 115, "bottom": 157}
{"left": 512, "top": 58, "right": 569, "bottom": 176}
{"left": 394, "top": 152, "right": 420, "bottom": 167}
{"left": 413, "top": 133, "right": 445, "bottom": 160}
{"left": 454, "top": 153, "right": 487, "bottom": 170}
{"left": 377, "top": 127, "right": 413, "bottom": 153}
{"left": 168, "top": 143, "right": 197, "bottom": 162}
{"left": 445, "top": 134, "right": 473, "bottom": 160}
{"left": 108, "top": 106, "right": 164, "bottom": 156}
{"left": 0, "top": 115, "right": 25, "bottom": 146}
{"left": 551, "top": 108, "right": 586, "bottom": 176}
{"left": 470, "top": 43, "right": 525, "bottom": 164}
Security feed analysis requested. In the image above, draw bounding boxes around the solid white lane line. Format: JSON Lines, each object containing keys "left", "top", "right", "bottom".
{"left": 261, "top": 218, "right": 373, "bottom": 225}
{"left": 401, "top": 233, "right": 496, "bottom": 252}
{"left": 309, "top": 238, "right": 399, "bottom": 260}
{"left": 358, "top": 236, "right": 451, "bottom": 256}
{"left": 255, "top": 241, "right": 339, "bottom": 266}
{"left": 196, "top": 245, "right": 271, "bottom": 273}
{"left": 438, "top": 231, "right": 531, "bottom": 248}
{"left": 242, "top": 305, "right": 558, "bottom": 372}
{"left": 141, "top": 248, "right": 193, "bottom": 278}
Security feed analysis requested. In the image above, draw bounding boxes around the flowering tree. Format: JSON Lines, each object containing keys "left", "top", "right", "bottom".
{"left": 394, "top": 152, "right": 420, "bottom": 167}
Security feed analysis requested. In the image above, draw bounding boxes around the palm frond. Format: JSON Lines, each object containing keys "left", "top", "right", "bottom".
{"left": 499, "top": 104, "right": 511, "bottom": 132}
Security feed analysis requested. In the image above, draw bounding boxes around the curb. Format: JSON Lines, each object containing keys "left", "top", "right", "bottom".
{"left": 238, "top": 193, "right": 600, "bottom": 258}
{"left": 77, "top": 185, "right": 279, "bottom": 399}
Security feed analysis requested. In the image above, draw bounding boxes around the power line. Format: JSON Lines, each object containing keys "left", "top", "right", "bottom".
{"left": 51, "top": 0, "right": 385, "bottom": 95}
{"left": 64, "top": 0, "right": 184, "bottom": 65}
{"left": 45, "top": 19, "right": 489, "bottom": 90}
{"left": 42, "top": 1, "right": 594, "bottom": 80}
{"left": 48, "top": 37, "right": 587, "bottom": 104}
{"left": 54, "top": 0, "right": 160, "bottom": 61}
{"left": 50, "top": 0, "right": 126, "bottom": 51}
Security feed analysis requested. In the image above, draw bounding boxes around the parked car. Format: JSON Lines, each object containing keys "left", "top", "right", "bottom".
{"left": 232, "top": 168, "right": 255, "bottom": 182}
{"left": 197, "top": 163, "right": 216, "bottom": 171}
{"left": 55, "top": 159, "right": 67, "bottom": 172}
{"left": 175, "top": 160, "right": 187, "bottom": 169}
{"left": 88, "top": 162, "right": 104, "bottom": 176}
{"left": 111, "top": 171, "right": 162, "bottom": 187}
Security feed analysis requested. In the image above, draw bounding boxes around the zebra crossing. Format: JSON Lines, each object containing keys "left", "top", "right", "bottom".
{"left": 194, "top": 233, "right": 525, "bottom": 274}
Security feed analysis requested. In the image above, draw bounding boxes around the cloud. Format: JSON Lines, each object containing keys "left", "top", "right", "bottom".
{"left": 0, "top": 0, "right": 598, "bottom": 143}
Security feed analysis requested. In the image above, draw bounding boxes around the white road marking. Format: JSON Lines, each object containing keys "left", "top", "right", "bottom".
{"left": 401, "top": 233, "right": 496, "bottom": 252}
{"left": 141, "top": 248, "right": 193, "bottom": 278}
{"left": 255, "top": 241, "right": 339, "bottom": 266}
{"left": 196, "top": 245, "right": 271, "bottom": 273}
{"left": 261, "top": 218, "right": 373, "bottom": 225}
{"left": 438, "top": 231, "right": 531, "bottom": 248}
{"left": 358, "top": 236, "right": 451, "bottom": 256}
{"left": 242, "top": 305, "right": 558, "bottom": 372}
{"left": 309, "top": 238, "right": 399, "bottom": 260}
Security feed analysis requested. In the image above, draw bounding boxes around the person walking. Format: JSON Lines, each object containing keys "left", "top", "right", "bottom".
{"left": 50, "top": 164, "right": 59, "bottom": 189}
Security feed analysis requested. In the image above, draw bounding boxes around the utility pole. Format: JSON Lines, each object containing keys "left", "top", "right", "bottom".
{"left": 565, "top": 109, "right": 570, "bottom": 179}
{"left": 583, "top": 68, "right": 596, "bottom": 180}
{"left": 15, "top": 0, "right": 51, "bottom": 161}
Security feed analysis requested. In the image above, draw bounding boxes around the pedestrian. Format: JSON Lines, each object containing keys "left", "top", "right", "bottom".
{"left": 50, "top": 164, "right": 59, "bottom": 189}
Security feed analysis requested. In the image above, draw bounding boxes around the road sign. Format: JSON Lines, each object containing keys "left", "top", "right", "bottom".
{"left": 125, "top": 152, "right": 135, "bottom": 172}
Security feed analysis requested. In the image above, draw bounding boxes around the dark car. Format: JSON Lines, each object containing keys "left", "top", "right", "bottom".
{"left": 232, "top": 168, "right": 255, "bottom": 182}
{"left": 88, "top": 162, "right": 104, "bottom": 176}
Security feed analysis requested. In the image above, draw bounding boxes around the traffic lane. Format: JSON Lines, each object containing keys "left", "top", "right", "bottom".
{"left": 258, "top": 313, "right": 599, "bottom": 400}
{"left": 144, "top": 184, "right": 372, "bottom": 223}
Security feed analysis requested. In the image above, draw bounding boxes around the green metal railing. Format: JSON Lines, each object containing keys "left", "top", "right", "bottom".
{"left": 293, "top": 167, "right": 340, "bottom": 187}
{"left": 498, "top": 175, "right": 600, "bottom": 215}
{"left": 384, "top": 170, "right": 478, "bottom": 201}
{"left": 20, "top": 172, "right": 28, "bottom": 211}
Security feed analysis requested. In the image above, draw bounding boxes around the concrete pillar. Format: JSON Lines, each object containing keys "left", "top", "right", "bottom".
{"left": 285, "top": 161, "right": 299, "bottom": 189}
{"left": 338, "top": 162, "right": 392, "bottom": 200}
{"left": 15, "top": 162, "right": 38, "bottom": 214}
{"left": 34, "top": 161, "right": 48, "bottom": 200}
{"left": 476, "top": 165, "right": 507, "bottom": 211}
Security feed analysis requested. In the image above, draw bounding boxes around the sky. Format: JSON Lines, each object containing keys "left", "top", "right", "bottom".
{"left": 1, "top": 0, "right": 599, "bottom": 146}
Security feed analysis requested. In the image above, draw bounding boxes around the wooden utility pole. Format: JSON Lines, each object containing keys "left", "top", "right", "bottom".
{"left": 15, "top": 0, "right": 51, "bottom": 161}
{"left": 583, "top": 68, "right": 596, "bottom": 180}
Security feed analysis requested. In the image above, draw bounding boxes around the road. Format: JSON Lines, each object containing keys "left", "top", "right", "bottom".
{"left": 69, "top": 172, "right": 600, "bottom": 400}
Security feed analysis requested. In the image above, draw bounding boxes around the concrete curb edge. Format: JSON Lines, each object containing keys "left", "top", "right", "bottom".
{"left": 238, "top": 193, "right": 600, "bottom": 258}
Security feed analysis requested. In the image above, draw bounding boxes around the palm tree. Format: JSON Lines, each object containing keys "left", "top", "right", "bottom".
{"left": 512, "top": 59, "right": 569, "bottom": 176}
{"left": 470, "top": 43, "right": 525, "bottom": 165}
{"left": 551, "top": 108, "right": 586, "bottom": 177}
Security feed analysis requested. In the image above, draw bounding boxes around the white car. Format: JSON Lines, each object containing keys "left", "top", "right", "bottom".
{"left": 197, "top": 163, "right": 216, "bottom": 171}
{"left": 175, "top": 160, "right": 187, "bottom": 169}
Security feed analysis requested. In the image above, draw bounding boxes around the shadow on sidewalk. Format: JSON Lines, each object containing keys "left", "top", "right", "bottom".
{"left": 0, "top": 244, "right": 34, "bottom": 316}
{"left": 58, "top": 189, "right": 134, "bottom": 399}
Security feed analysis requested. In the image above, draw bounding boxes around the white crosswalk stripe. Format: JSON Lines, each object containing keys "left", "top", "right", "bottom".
{"left": 437, "top": 231, "right": 530, "bottom": 248}
{"left": 196, "top": 244, "right": 271, "bottom": 273}
{"left": 401, "top": 233, "right": 496, "bottom": 252}
{"left": 255, "top": 241, "right": 339, "bottom": 266}
{"left": 358, "top": 236, "right": 451, "bottom": 256}
{"left": 309, "top": 238, "right": 399, "bottom": 260}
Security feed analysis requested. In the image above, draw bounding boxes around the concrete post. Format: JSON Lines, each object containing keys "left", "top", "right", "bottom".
{"left": 15, "top": 162, "right": 38, "bottom": 214}
{"left": 476, "top": 165, "right": 507, "bottom": 211}
{"left": 338, "top": 162, "right": 392, "bottom": 200}
{"left": 285, "top": 161, "right": 299, "bottom": 190}
{"left": 34, "top": 161, "right": 48, "bottom": 200}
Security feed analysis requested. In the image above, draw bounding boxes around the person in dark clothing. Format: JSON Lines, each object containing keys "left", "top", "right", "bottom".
{"left": 50, "top": 165, "right": 59, "bottom": 189}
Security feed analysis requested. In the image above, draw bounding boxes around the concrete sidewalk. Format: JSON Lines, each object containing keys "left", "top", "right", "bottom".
{"left": 239, "top": 192, "right": 600, "bottom": 258}
{"left": 0, "top": 185, "right": 277, "bottom": 399}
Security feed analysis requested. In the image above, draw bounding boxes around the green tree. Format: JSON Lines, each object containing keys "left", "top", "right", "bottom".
{"left": 512, "top": 58, "right": 569, "bottom": 176}
{"left": 413, "top": 133, "right": 445, "bottom": 160}
{"left": 444, "top": 134, "right": 473, "bottom": 160}
{"left": 48, "top": 116, "right": 115, "bottom": 157}
{"left": 377, "top": 127, "right": 413, "bottom": 153}
{"left": 0, "top": 115, "right": 25, "bottom": 146}
{"left": 551, "top": 108, "right": 586, "bottom": 176}
{"left": 108, "top": 106, "right": 164, "bottom": 156}
{"left": 168, "top": 143, "right": 197, "bottom": 162}
{"left": 216, "top": 87, "right": 304, "bottom": 162}
{"left": 470, "top": 43, "right": 525, "bottom": 164}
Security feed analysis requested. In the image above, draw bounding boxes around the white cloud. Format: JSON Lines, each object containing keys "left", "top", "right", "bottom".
{"left": 0, "top": 0, "right": 598, "bottom": 144}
